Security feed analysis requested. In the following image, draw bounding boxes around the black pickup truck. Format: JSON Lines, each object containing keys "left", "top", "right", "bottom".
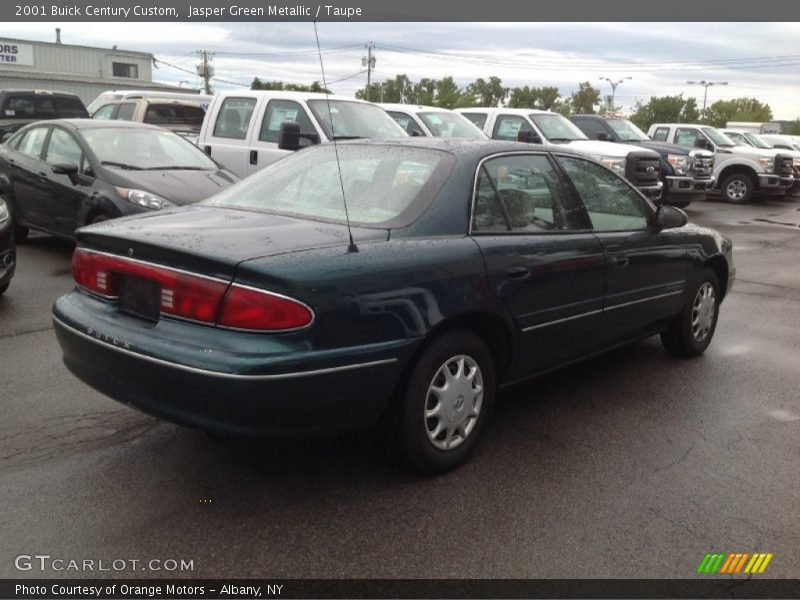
{"left": 0, "top": 90, "right": 88, "bottom": 139}
{"left": 571, "top": 114, "right": 715, "bottom": 208}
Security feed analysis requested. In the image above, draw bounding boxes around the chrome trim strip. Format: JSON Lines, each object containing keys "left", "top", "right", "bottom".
{"left": 521, "top": 308, "right": 603, "bottom": 332}
{"left": 76, "top": 248, "right": 230, "bottom": 285}
{"left": 521, "top": 289, "right": 684, "bottom": 333}
{"left": 53, "top": 316, "right": 398, "bottom": 381}
{"left": 604, "top": 289, "right": 683, "bottom": 311}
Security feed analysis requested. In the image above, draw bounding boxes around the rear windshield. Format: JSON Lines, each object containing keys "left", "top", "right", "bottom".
{"left": 2, "top": 94, "right": 86, "bottom": 119}
{"left": 204, "top": 144, "right": 453, "bottom": 227}
{"left": 306, "top": 100, "right": 406, "bottom": 140}
{"left": 144, "top": 103, "right": 205, "bottom": 127}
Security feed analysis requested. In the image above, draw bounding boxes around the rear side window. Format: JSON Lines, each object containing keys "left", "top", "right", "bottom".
{"left": 54, "top": 97, "right": 88, "bottom": 118}
{"left": 461, "top": 112, "right": 488, "bottom": 130}
{"left": 115, "top": 103, "right": 136, "bottom": 121}
{"left": 45, "top": 128, "right": 83, "bottom": 167}
{"left": 472, "top": 154, "right": 579, "bottom": 233}
{"left": 492, "top": 115, "right": 534, "bottom": 141}
{"left": 4, "top": 95, "right": 35, "bottom": 118}
{"left": 145, "top": 103, "right": 205, "bottom": 126}
{"left": 17, "top": 127, "right": 49, "bottom": 159}
{"left": 259, "top": 100, "right": 315, "bottom": 143}
{"left": 652, "top": 127, "right": 670, "bottom": 142}
{"left": 212, "top": 97, "right": 256, "bottom": 140}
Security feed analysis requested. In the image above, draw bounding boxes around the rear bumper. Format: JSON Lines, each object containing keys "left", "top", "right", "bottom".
{"left": 53, "top": 290, "right": 419, "bottom": 437}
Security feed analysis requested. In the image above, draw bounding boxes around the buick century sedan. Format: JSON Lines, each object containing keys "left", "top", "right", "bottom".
{"left": 53, "top": 138, "right": 734, "bottom": 472}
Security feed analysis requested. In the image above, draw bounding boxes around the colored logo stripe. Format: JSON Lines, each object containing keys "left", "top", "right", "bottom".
{"left": 697, "top": 553, "right": 773, "bottom": 574}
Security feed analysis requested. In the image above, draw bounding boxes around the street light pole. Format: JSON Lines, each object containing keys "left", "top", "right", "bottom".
{"left": 686, "top": 80, "right": 728, "bottom": 121}
{"left": 599, "top": 76, "right": 632, "bottom": 109}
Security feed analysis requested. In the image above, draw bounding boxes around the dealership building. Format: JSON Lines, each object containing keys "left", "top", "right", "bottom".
{"left": 0, "top": 32, "right": 197, "bottom": 106}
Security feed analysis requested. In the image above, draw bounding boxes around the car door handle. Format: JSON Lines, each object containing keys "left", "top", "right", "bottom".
{"left": 506, "top": 266, "right": 531, "bottom": 280}
{"left": 37, "top": 171, "right": 49, "bottom": 179}
{"left": 249, "top": 150, "right": 258, "bottom": 165}
{"left": 609, "top": 256, "right": 630, "bottom": 268}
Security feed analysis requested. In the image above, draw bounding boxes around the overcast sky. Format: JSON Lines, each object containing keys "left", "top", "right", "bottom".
{"left": 11, "top": 21, "right": 800, "bottom": 119}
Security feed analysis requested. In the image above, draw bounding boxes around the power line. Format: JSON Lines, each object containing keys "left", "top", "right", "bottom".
{"left": 215, "top": 44, "right": 362, "bottom": 57}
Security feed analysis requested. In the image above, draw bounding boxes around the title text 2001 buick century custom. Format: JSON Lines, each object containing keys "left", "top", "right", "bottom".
{"left": 53, "top": 138, "right": 734, "bottom": 472}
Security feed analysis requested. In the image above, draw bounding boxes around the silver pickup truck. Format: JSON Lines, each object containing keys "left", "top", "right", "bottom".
{"left": 648, "top": 123, "right": 794, "bottom": 203}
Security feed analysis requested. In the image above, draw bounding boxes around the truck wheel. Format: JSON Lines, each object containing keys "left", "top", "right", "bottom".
{"left": 661, "top": 268, "right": 720, "bottom": 358}
{"left": 720, "top": 173, "right": 755, "bottom": 204}
{"left": 390, "top": 330, "right": 495, "bottom": 473}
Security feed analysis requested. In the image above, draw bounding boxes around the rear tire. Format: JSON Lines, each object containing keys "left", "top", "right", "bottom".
{"left": 720, "top": 172, "right": 755, "bottom": 204}
{"left": 390, "top": 330, "right": 495, "bottom": 473}
{"left": 661, "top": 268, "right": 720, "bottom": 358}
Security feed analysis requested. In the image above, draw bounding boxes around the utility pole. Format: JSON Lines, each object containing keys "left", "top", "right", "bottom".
{"left": 686, "top": 80, "right": 728, "bottom": 121}
{"left": 196, "top": 50, "right": 215, "bottom": 95}
{"left": 599, "top": 76, "right": 632, "bottom": 109}
{"left": 362, "top": 42, "right": 376, "bottom": 101}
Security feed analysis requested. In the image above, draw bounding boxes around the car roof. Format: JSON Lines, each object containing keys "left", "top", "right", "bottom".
{"left": 28, "top": 119, "right": 162, "bottom": 131}
{"left": 0, "top": 89, "right": 82, "bottom": 99}
{"left": 212, "top": 90, "right": 373, "bottom": 103}
{"left": 380, "top": 103, "right": 453, "bottom": 113}
{"left": 455, "top": 107, "right": 553, "bottom": 115}
{"left": 335, "top": 136, "right": 587, "bottom": 159}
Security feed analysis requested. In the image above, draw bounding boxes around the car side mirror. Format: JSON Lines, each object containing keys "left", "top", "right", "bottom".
{"left": 516, "top": 130, "right": 542, "bottom": 144}
{"left": 656, "top": 205, "right": 688, "bottom": 229}
{"left": 1, "top": 132, "right": 12, "bottom": 144}
{"left": 51, "top": 161, "right": 80, "bottom": 184}
{"left": 278, "top": 121, "right": 302, "bottom": 151}
{"left": 694, "top": 137, "right": 712, "bottom": 151}
{"left": 596, "top": 132, "right": 610, "bottom": 141}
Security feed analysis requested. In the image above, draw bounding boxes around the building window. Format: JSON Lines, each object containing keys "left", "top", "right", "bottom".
{"left": 112, "top": 62, "right": 138, "bottom": 78}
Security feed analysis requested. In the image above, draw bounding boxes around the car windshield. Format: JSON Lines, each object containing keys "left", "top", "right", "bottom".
{"left": 605, "top": 119, "right": 649, "bottom": 141}
{"left": 204, "top": 144, "right": 449, "bottom": 227}
{"left": 417, "top": 112, "right": 486, "bottom": 139}
{"left": 702, "top": 127, "right": 735, "bottom": 147}
{"left": 306, "top": 100, "right": 407, "bottom": 140}
{"left": 529, "top": 114, "right": 588, "bottom": 141}
{"left": 82, "top": 127, "right": 218, "bottom": 170}
{"left": 743, "top": 132, "right": 773, "bottom": 149}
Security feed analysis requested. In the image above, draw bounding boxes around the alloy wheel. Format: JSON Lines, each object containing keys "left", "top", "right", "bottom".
{"left": 691, "top": 282, "right": 716, "bottom": 343}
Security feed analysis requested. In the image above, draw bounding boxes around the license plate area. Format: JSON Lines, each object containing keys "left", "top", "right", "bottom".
{"left": 118, "top": 275, "right": 161, "bottom": 322}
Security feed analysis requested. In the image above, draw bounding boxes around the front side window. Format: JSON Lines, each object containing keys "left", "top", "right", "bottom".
{"left": 472, "top": 154, "right": 578, "bottom": 233}
{"left": 556, "top": 155, "right": 650, "bottom": 231}
{"left": 573, "top": 118, "right": 610, "bottom": 141}
{"left": 651, "top": 127, "right": 670, "bottom": 142}
{"left": 204, "top": 144, "right": 451, "bottom": 227}
{"left": 492, "top": 115, "right": 533, "bottom": 141}
{"left": 17, "top": 127, "right": 49, "bottom": 159}
{"left": 45, "top": 128, "right": 83, "bottom": 167}
{"left": 259, "top": 100, "right": 316, "bottom": 143}
{"left": 388, "top": 112, "right": 426, "bottom": 137}
{"left": 212, "top": 97, "right": 257, "bottom": 140}
{"left": 674, "top": 127, "right": 702, "bottom": 148}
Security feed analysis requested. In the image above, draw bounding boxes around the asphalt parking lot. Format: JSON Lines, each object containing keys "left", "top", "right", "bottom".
{"left": 1, "top": 195, "right": 798, "bottom": 579}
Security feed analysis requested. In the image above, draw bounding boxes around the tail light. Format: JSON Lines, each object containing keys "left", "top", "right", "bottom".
{"left": 218, "top": 284, "right": 314, "bottom": 331}
{"left": 72, "top": 248, "right": 313, "bottom": 331}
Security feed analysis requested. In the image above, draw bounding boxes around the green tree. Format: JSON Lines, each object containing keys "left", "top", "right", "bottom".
{"left": 569, "top": 82, "right": 601, "bottom": 114}
{"left": 252, "top": 78, "right": 330, "bottom": 93}
{"left": 507, "top": 85, "right": 564, "bottom": 111}
{"left": 629, "top": 95, "right": 699, "bottom": 131}
{"left": 434, "top": 76, "right": 463, "bottom": 109}
{"left": 598, "top": 94, "right": 621, "bottom": 115}
{"left": 462, "top": 76, "right": 507, "bottom": 107}
{"left": 703, "top": 98, "right": 773, "bottom": 128}
{"left": 788, "top": 119, "right": 800, "bottom": 135}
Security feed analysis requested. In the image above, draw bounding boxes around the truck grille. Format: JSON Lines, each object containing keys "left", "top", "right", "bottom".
{"left": 625, "top": 152, "right": 661, "bottom": 186}
{"left": 775, "top": 154, "right": 793, "bottom": 176}
{"left": 693, "top": 155, "right": 714, "bottom": 179}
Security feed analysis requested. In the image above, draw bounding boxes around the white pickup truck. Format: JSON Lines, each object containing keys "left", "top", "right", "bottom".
{"left": 455, "top": 107, "right": 663, "bottom": 199}
{"left": 196, "top": 91, "right": 407, "bottom": 178}
{"left": 648, "top": 123, "right": 795, "bottom": 203}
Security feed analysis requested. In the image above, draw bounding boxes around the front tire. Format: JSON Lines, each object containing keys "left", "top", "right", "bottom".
{"left": 720, "top": 172, "right": 755, "bottom": 204}
{"left": 392, "top": 330, "right": 495, "bottom": 473}
{"left": 661, "top": 268, "right": 720, "bottom": 358}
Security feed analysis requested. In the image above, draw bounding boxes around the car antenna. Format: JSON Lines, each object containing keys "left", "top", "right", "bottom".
{"left": 313, "top": 21, "right": 358, "bottom": 253}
